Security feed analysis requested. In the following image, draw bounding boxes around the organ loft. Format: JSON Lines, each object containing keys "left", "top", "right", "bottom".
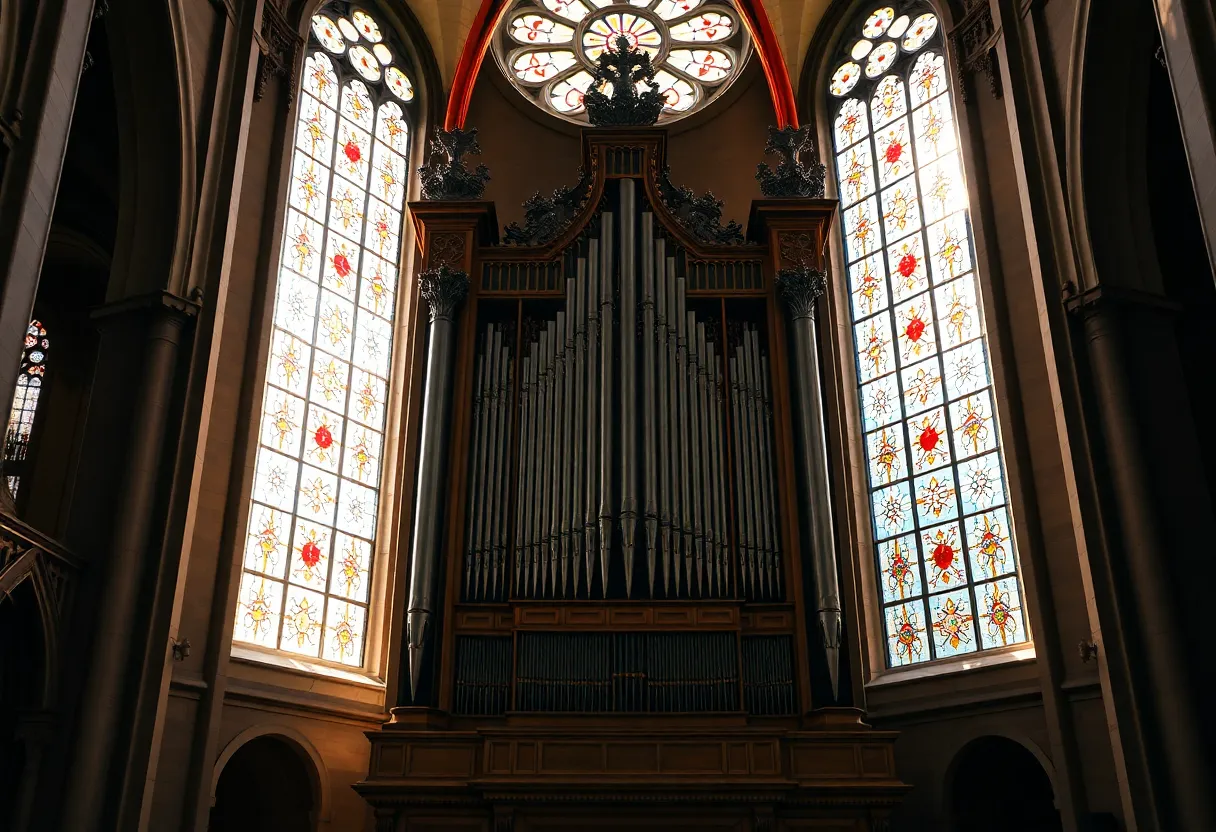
{"left": 0, "top": 0, "right": 1214, "bottom": 830}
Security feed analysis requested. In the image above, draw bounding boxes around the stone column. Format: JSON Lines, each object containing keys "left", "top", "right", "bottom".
{"left": 776, "top": 267, "right": 842, "bottom": 700}
{"left": 405, "top": 266, "right": 469, "bottom": 700}
{"left": 1071, "top": 287, "right": 1216, "bottom": 832}
{"left": 0, "top": 0, "right": 95, "bottom": 511}
{"left": 59, "top": 293, "right": 197, "bottom": 832}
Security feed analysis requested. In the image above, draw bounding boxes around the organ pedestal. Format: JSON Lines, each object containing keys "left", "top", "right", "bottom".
{"left": 357, "top": 130, "right": 907, "bottom": 831}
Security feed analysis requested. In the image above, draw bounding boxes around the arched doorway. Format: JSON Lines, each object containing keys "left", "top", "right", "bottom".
{"left": 209, "top": 735, "right": 317, "bottom": 832}
{"left": 947, "top": 736, "right": 1061, "bottom": 832}
{"left": 0, "top": 579, "right": 48, "bottom": 832}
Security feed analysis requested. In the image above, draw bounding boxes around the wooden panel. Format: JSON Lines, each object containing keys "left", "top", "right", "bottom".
{"left": 565, "top": 608, "right": 607, "bottom": 626}
{"left": 376, "top": 744, "right": 406, "bottom": 777}
{"left": 860, "top": 745, "right": 894, "bottom": 777}
{"left": 742, "top": 609, "right": 795, "bottom": 632}
{"left": 606, "top": 742, "right": 659, "bottom": 773}
{"left": 517, "top": 608, "right": 562, "bottom": 626}
{"left": 609, "top": 608, "right": 651, "bottom": 626}
{"left": 750, "top": 741, "right": 779, "bottom": 775}
{"left": 659, "top": 743, "right": 723, "bottom": 773}
{"left": 789, "top": 744, "right": 860, "bottom": 780}
{"left": 487, "top": 742, "right": 512, "bottom": 774}
{"left": 408, "top": 744, "right": 478, "bottom": 778}
{"left": 541, "top": 742, "right": 604, "bottom": 773}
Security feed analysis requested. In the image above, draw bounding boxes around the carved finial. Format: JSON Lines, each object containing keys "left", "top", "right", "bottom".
{"left": 585, "top": 35, "right": 664, "bottom": 127}
{"left": 657, "top": 167, "right": 745, "bottom": 245}
{"left": 755, "top": 126, "right": 826, "bottom": 198}
{"left": 503, "top": 169, "right": 593, "bottom": 246}
{"left": 418, "top": 128, "right": 491, "bottom": 200}
{"left": 776, "top": 266, "right": 828, "bottom": 319}
{"left": 418, "top": 266, "right": 470, "bottom": 323}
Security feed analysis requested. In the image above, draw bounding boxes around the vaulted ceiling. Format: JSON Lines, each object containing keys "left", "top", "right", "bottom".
{"left": 400, "top": 0, "right": 834, "bottom": 96}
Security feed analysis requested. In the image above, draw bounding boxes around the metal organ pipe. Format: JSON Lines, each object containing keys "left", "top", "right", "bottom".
{"left": 654, "top": 239, "right": 673, "bottom": 596}
{"left": 619, "top": 181, "right": 638, "bottom": 597}
{"left": 640, "top": 213, "right": 659, "bottom": 597}
{"left": 571, "top": 261, "right": 587, "bottom": 596}
{"left": 584, "top": 239, "right": 601, "bottom": 595}
{"left": 598, "top": 211, "right": 615, "bottom": 596}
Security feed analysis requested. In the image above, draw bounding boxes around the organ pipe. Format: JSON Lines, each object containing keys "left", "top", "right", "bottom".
{"left": 406, "top": 268, "right": 468, "bottom": 699}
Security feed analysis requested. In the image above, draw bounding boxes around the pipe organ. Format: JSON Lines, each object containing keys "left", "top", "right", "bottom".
{"left": 358, "top": 130, "right": 905, "bottom": 832}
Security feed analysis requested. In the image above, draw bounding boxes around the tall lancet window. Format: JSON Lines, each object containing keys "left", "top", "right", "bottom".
{"left": 233, "top": 3, "right": 414, "bottom": 666}
{"left": 4, "top": 320, "right": 50, "bottom": 498}
{"left": 827, "top": 5, "right": 1027, "bottom": 667}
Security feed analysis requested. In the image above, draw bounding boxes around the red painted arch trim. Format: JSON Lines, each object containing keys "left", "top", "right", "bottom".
{"left": 445, "top": 0, "right": 798, "bottom": 130}
{"left": 445, "top": 0, "right": 512, "bottom": 130}
{"left": 734, "top": 0, "right": 798, "bottom": 127}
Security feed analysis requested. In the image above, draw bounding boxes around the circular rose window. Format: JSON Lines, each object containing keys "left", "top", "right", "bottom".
{"left": 494, "top": 0, "right": 751, "bottom": 125}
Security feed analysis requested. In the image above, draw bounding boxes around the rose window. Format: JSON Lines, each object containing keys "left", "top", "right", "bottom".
{"left": 494, "top": 0, "right": 750, "bottom": 125}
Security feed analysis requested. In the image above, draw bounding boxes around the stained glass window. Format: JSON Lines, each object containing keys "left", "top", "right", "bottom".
{"left": 3, "top": 320, "right": 49, "bottom": 499}
{"left": 827, "top": 4, "right": 1028, "bottom": 668}
{"left": 232, "top": 3, "right": 414, "bottom": 667}
{"left": 493, "top": 0, "right": 750, "bottom": 124}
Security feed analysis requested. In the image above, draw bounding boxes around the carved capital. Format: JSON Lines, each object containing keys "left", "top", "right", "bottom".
{"left": 950, "top": 3, "right": 1002, "bottom": 101}
{"left": 493, "top": 806, "right": 515, "bottom": 832}
{"left": 777, "top": 267, "right": 828, "bottom": 320}
{"left": 254, "top": 0, "right": 301, "bottom": 106}
{"left": 419, "top": 266, "right": 470, "bottom": 323}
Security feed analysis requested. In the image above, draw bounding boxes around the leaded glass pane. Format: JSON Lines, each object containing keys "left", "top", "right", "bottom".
{"left": 234, "top": 3, "right": 414, "bottom": 667}
{"left": 827, "top": 3, "right": 1027, "bottom": 667}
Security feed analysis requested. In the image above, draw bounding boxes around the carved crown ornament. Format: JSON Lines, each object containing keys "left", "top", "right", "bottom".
{"left": 253, "top": 0, "right": 302, "bottom": 105}
{"left": 950, "top": 0, "right": 1003, "bottom": 101}
{"left": 756, "top": 126, "right": 827, "bottom": 198}
{"left": 419, "top": 128, "right": 492, "bottom": 201}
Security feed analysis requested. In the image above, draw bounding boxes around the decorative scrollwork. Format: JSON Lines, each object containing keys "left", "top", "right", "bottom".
{"left": 254, "top": 0, "right": 301, "bottom": 106}
{"left": 419, "top": 266, "right": 470, "bottom": 323}
{"left": 755, "top": 126, "right": 826, "bottom": 198}
{"left": 657, "top": 168, "right": 745, "bottom": 246}
{"left": 778, "top": 231, "right": 817, "bottom": 269}
{"left": 419, "top": 129, "right": 491, "bottom": 201}
{"left": 585, "top": 35, "right": 664, "bottom": 127}
{"left": 429, "top": 233, "right": 466, "bottom": 270}
{"left": 951, "top": 2, "right": 1002, "bottom": 101}
{"left": 776, "top": 266, "right": 828, "bottom": 320}
{"left": 504, "top": 170, "right": 594, "bottom": 246}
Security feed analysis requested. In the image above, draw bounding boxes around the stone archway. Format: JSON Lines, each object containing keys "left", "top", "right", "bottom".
{"left": 209, "top": 735, "right": 319, "bottom": 832}
{"left": 946, "top": 736, "right": 1061, "bottom": 832}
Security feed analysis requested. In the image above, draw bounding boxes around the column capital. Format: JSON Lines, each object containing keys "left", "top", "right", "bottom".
{"left": 776, "top": 267, "right": 827, "bottom": 320}
{"left": 419, "top": 266, "right": 469, "bottom": 324}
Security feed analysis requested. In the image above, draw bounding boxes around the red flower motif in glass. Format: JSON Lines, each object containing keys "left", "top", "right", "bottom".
{"left": 933, "top": 542, "right": 954, "bottom": 571}
{"left": 333, "top": 252, "right": 352, "bottom": 277}
{"left": 905, "top": 317, "right": 925, "bottom": 342}
{"left": 885, "top": 141, "right": 903, "bottom": 164}
{"left": 898, "top": 253, "right": 918, "bottom": 277}
{"left": 301, "top": 540, "right": 322, "bottom": 568}
{"left": 314, "top": 425, "right": 334, "bottom": 449}
{"left": 918, "top": 425, "right": 939, "bottom": 453}
{"left": 344, "top": 140, "right": 361, "bottom": 164}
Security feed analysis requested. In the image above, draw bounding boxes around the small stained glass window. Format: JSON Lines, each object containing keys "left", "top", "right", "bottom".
{"left": 827, "top": 4, "right": 1029, "bottom": 668}
{"left": 233, "top": 2, "right": 415, "bottom": 668}
{"left": 3, "top": 320, "right": 50, "bottom": 499}
{"left": 494, "top": 0, "right": 750, "bottom": 125}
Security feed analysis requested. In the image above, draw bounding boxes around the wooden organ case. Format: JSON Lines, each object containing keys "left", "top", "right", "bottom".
{"left": 357, "top": 130, "right": 907, "bottom": 831}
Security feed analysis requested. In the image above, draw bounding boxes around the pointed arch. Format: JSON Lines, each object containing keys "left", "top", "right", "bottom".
{"left": 813, "top": 1, "right": 1030, "bottom": 670}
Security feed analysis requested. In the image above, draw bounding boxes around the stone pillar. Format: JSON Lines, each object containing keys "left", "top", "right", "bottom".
{"left": 0, "top": 0, "right": 95, "bottom": 511}
{"left": 776, "top": 267, "right": 842, "bottom": 701}
{"left": 405, "top": 266, "right": 469, "bottom": 700}
{"left": 1070, "top": 286, "right": 1216, "bottom": 832}
{"left": 59, "top": 293, "right": 197, "bottom": 832}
